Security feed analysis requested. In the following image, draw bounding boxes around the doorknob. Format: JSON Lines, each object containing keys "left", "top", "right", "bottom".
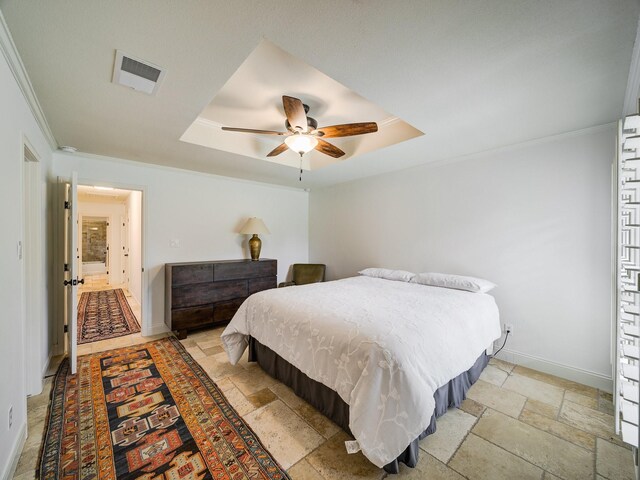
{"left": 78, "top": 278, "right": 85, "bottom": 285}
{"left": 63, "top": 279, "right": 73, "bottom": 286}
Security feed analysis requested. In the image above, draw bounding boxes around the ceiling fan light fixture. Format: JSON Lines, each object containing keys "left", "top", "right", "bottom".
{"left": 285, "top": 134, "right": 318, "bottom": 155}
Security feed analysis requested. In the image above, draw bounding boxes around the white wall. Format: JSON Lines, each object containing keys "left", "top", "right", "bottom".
{"left": 52, "top": 153, "right": 309, "bottom": 335}
{"left": 127, "top": 190, "right": 143, "bottom": 304}
{"left": 0, "top": 36, "right": 53, "bottom": 480}
{"left": 309, "top": 125, "right": 614, "bottom": 390}
{"left": 78, "top": 200, "right": 125, "bottom": 284}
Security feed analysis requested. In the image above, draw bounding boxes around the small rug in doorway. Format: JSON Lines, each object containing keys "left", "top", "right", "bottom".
{"left": 39, "top": 337, "right": 290, "bottom": 480}
{"left": 78, "top": 288, "right": 140, "bottom": 344}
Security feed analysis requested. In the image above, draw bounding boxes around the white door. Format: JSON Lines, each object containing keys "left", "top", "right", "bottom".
{"left": 65, "top": 172, "right": 80, "bottom": 373}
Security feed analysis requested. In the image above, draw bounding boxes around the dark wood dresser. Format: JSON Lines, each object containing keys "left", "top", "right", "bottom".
{"left": 165, "top": 259, "right": 277, "bottom": 338}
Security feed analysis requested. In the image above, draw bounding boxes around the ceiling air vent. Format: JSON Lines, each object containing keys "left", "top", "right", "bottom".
{"left": 112, "top": 50, "right": 165, "bottom": 95}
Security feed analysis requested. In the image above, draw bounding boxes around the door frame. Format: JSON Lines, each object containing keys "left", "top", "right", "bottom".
{"left": 21, "top": 134, "right": 44, "bottom": 396}
{"left": 52, "top": 178, "right": 66, "bottom": 357}
{"left": 68, "top": 172, "right": 79, "bottom": 373}
{"left": 55, "top": 178, "right": 149, "bottom": 345}
{"left": 121, "top": 213, "right": 130, "bottom": 288}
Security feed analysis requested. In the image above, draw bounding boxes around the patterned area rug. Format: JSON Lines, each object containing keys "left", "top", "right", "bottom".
{"left": 78, "top": 288, "right": 140, "bottom": 344}
{"left": 39, "top": 337, "right": 290, "bottom": 479}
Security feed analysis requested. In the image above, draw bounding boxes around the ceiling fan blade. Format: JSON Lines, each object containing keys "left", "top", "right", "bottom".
{"left": 221, "top": 127, "right": 287, "bottom": 135}
{"left": 315, "top": 138, "right": 345, "bottom": 158}
{"left": 266, "top": 142, "right": 290, "bottom": 157}
{"left": 316, "top": 122, "right": 378, "bottom": 138}
{"left": 282, "top": 95, "right": 308, "bottom": 132}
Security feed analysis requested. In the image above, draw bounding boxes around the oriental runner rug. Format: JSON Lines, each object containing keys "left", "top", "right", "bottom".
{"left": 78, "top": 288, "right": 140, "bottom": 344}
{"left": 38, "top": 337, "right": 290, "bottom": 480}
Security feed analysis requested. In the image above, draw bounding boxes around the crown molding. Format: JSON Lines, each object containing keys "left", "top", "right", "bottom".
{"left": 623, "top": 16, "right": 640, "bottom": 116}
{"left": 412, "top": 122, "right": 616, "bottom": 172}
{"left": 54, "top": 150, "right": 309, "bottom": 193}
{"left": 0, "top": 9, "right": 57, "bottom": 150}
{"left": 319, "top": 121, "right": 617, "bottom": 190}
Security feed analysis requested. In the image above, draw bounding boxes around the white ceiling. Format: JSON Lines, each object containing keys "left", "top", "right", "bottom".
{"left": 1, "top": 1, "right": 638, "bottom": 188}
{"left": 78, "top": 185, "right": 130, "bottom": 203}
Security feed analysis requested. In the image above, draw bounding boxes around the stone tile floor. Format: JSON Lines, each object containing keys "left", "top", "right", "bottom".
{"left": 13, "top": 326, "right": 637, "bottom": 480}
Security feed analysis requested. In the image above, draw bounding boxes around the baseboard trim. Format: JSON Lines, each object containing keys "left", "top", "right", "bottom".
{"left": 52, "top": 342, "right": 64, "bottom": 357}
{"left": 129, "top": 291, "right": 141, "bottom": 307}
{"left": 41, "top": 351, "right": 53, "bottom": 377}
{"left": 145, "top": 323, "right": 170, "bottom": 337}
{"left": 494, "top": 348, "right": 613, "bottom": 392}
{"left": 1, "top": 421, "right": 27, "bottom": 480}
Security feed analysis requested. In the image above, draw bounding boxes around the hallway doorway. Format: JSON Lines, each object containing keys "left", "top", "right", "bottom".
{"left": 75, "top": 185, "right": 144, "bottom": 353}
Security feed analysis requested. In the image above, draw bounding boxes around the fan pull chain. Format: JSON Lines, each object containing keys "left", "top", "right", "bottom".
{"left": 299, "top": 153, "right": 303, "bottom": 181}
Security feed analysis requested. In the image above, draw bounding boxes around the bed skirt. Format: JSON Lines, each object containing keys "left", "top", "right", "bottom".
{"left": 248, "top": 337, "right": 489, "bottom": 474}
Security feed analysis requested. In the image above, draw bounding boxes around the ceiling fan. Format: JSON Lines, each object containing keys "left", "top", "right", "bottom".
{"left": 221, "top": 95, "right": 378, "bottom": 160}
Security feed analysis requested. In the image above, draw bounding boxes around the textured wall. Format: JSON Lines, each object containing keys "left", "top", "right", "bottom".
{"left": 0, "top": 34, "right": 53, "bottom": 479}
{"left": 52, "top": 153, "right": 309, "bottom": 336}
{"left": 310, "top": 126, "right": 614, "bottom": 389}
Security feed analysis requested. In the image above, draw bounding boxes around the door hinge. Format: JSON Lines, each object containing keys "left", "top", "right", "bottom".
{"left": 63, "top": 325, "right": 68, "bottom": 333}
{"left": 64, "top": 263, "right": 69, "bottom": 272}
{"left": 64, "top": 201, "right": 70, "bottom": 209}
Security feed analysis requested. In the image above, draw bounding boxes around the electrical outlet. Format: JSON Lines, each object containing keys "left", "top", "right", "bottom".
{"left": 505, "top": 324, "right": 514, "bottom": 334}
{"left": 169, "top": 239, "right": 180, "bottom": 248}
{"left": 8, "top": 405, "right": 12, "bottom": 430}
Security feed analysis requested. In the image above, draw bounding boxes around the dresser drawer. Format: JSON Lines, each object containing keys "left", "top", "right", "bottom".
{"left": 172, "top": 280, "right": 248, "bottom": 308}
{"left": 165, "top": 259, "right": 277, "bottom": 338}
{"left": 248, "top": 276, "right": 276, "bottom": 295}
{"left": 210, "top": 280, "right": 249, "bottom": 303}
{"left": 171, "top": 283, "right": 211, "bottom": 308}
{"left": 172, "top": 305, "right": 214, "bottom": 330}
{"left": 171, "top": 264, "right": 213, "bottom": 286}
{"left": 214, "top": 260, "right": 276, "bottom": 281}
{"left": 213, "top": 297, "right": 246, "bottom": 323}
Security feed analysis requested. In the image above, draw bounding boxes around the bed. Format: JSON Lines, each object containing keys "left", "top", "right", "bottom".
{"left": 221, "top": 275, "right": 501, "bottom": 472}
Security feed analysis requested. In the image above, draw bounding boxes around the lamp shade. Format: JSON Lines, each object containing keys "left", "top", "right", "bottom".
{"left": 285, "top": 134, "right": 318, "bottom": 154}
{"left": 239, "top": 217, "right": 270, "bottom": 235}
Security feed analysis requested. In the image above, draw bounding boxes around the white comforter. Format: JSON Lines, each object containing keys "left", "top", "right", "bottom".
{"left": 221, "top": 276, "right": 501, "bottom": 468}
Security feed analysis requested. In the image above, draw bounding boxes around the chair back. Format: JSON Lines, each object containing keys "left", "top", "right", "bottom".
{"left": 292, "top": 263, "right": 326, "bottom": 286}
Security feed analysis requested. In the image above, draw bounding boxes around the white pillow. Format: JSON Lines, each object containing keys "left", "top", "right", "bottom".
{"left": 358, "top": 268, "right": 415, "bottom": 282}
{"left": 410, "top": 272, "right": 496, "bottom": 293}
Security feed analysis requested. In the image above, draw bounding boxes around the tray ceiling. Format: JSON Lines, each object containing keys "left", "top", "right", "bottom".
{"left": 180, "top": 40, "right": 422, "bottom": 171}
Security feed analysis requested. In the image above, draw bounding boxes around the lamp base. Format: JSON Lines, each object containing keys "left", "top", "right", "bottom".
{"left": 248, "top": 234, "right": 262, "bottom": 261}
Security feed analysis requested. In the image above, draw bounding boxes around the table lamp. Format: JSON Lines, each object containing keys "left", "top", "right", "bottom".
{"left": 239, "top": 217, "right": 270, "bottom": 260}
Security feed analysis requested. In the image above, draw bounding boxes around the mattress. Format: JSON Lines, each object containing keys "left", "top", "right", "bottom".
{"left": 221, "top": 275, "right": 501, "bottom": 467}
